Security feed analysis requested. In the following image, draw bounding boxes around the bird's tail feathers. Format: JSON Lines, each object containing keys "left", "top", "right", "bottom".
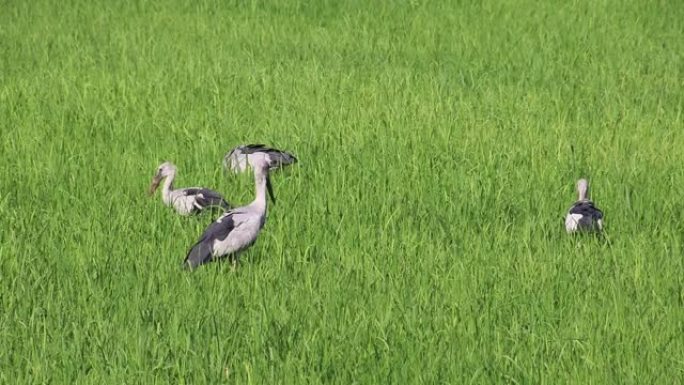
{"left": 281, "top": 151, "right": 297, "bottom": 165}
{"left": 184, "top": 241, "right": 213, "bottom": 270}
{"left": 269, "top": 151, "right": 297, "bottom": 168}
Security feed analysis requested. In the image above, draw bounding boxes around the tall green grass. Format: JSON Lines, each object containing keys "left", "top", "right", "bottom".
{"left": 1, "top": 0, "right": 683, "bottom": 383}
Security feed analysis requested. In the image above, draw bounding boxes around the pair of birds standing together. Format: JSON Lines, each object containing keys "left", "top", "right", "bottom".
{"left": 148, "top": 144, "right": 297, "bottom": 269}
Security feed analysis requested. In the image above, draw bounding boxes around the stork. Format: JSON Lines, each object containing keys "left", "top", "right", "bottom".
{"left": 223, "top": 144, "right": 297, "bottom": 173}
{"left": 148, "top": 161, "right": 231, "bottom": 215}
{"left": 183, "top": 156, "right": 276, "bottom": 269}
{"left": 565, "top": 178, "right": 604, "bottom": 233}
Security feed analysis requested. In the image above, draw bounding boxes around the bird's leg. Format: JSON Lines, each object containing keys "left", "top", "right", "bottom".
{"left": 230, "top": 255, "right": 240, "bottom": 272}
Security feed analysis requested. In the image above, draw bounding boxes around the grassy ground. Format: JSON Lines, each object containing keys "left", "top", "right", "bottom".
{"left": 1, "top": 0, "right": 683, "bottom": 383}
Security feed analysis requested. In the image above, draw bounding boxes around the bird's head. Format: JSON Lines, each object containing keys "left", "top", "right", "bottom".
{"left": 148, "top": 161, "right": 177, "bottom": 196}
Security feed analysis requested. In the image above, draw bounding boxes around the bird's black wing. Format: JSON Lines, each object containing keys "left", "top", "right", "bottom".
{"left": 184, "top": 188, "right": 231, "bottom": 211}
{"left": 569, "top": 201, "right": 603, "bottom": 219}
{"left": 184, "top": 212, "right": 237, "bottom": 269}
{"left": 270, "top": 150, "right": 297, "bottom": 167}
{"left": 238, "top": 144, "right": 268, "bottom": 154}
{"left": 229, "top": 144, "right": 297, "bottom": 170}
{"left": 223, "top": 144, "right": 264, "bottom": 161}
{"left": 244, "top": 145, "right": 297, "bottom": 167}
{"left": 224, "top": 144, "right": 267, "bottom": 168}
{"left": 569, "top": 200, "right": 604, "bottom": 230}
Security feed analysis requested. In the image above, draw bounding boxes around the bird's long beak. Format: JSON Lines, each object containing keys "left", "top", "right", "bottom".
{"left": 266, "top": 175, "right": 276, "bottom": 205}
{"left": 148, "top": 175, "right": 162, "bottom": 196}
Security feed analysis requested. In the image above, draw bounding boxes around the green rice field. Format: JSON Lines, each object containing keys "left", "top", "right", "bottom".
{"left": 1, "top": 0, "right": 683, "bottom": 383}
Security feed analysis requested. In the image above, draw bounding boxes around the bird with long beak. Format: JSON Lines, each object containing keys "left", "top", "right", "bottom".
{"left": 565, "top": 178, "right": 604, "bottom": 233}
{"left": 183, "top": 156, "right": 275, "bottom": 269}
{"left": 148, "top": 161, "right": 231, "bottom": 215}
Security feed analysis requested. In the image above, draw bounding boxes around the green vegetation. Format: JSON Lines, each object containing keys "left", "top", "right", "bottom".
{"left": 1, "top": 0, "right": 682, "bottom": 383}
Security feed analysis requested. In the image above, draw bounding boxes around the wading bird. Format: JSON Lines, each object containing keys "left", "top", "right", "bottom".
{"left": 565, "top": 178, "right": 604, "bottom": 233}
{"left": 223, "top": 144, "right": 297, "bottom": 173}
{"left": 148, "top": 161, "right": 231, "bottom": 215}
{"left": 183, "top": 157, "right": 276, "bottom": 269}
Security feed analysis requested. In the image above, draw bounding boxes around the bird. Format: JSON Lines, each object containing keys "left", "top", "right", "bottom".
{"left": 148, "top": 161, "right": 231, "bottom": 215}
{"left": 223, "top": 144, "right": 297, "bottom": 174}
{"left": 565, "top": 178, "right": 604, "bottom": 233}
{"left": 183, "top": 156, "right": 276, "bottom": 269}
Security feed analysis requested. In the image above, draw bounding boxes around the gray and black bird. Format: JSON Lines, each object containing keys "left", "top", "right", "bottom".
{"left": 223, "top": 144, "right": 297, "bottom": 174}
{"left": 184, "top": 157, "right": 276, "bottom": 269}
{"left": 148, "top": 161, "right": 231, "bottom": 215}
{"left": 565, "top": 178, "right": 604, "bottom": 233}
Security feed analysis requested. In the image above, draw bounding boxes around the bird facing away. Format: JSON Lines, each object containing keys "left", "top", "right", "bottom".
{"left": 565, "top": 178, "right": 604, "bottom": 233}
{"left": 223, "top": 144, "right": 297, "bottom": 174}
{"left": 183, "top": 157, "right": 276, "bottom": 269}
{"left": 148, "top": 161, "right": 231, "bottom": 216}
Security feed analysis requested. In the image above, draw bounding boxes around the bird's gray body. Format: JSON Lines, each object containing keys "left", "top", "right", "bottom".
{"left": 184, "top": 206, "right": 266, "bottom": 268}
{"left": 223, "top": 144, "right": 297, "bottom": 173}
{"left": 162, "top": 185, "right": 230, "bottom": 216}
{"left": 565, "top": 179, "right": 604, "bottom": 233}
{"left": 149, "top": 162, "right": 231, "bottom": 216}
{"left": 184, "top": 157, "right": 273, "bottom": 269}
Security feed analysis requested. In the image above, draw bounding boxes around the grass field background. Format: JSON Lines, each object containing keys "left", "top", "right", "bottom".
{"left": 1, "top": 0, "right": 683, "bottom": 383}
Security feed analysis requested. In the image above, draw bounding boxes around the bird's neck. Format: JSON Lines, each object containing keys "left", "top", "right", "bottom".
{"left": 161, "top": 172, "right": 176, "bottom": 204}
{"left": 577, "top": 188, "right": 587, "bottom": 201}
{"left": 577, "top": 180, "right": 589, "bottom": 201}
{"left": 251, "top": 171, "right": 268, "bottom": 213}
